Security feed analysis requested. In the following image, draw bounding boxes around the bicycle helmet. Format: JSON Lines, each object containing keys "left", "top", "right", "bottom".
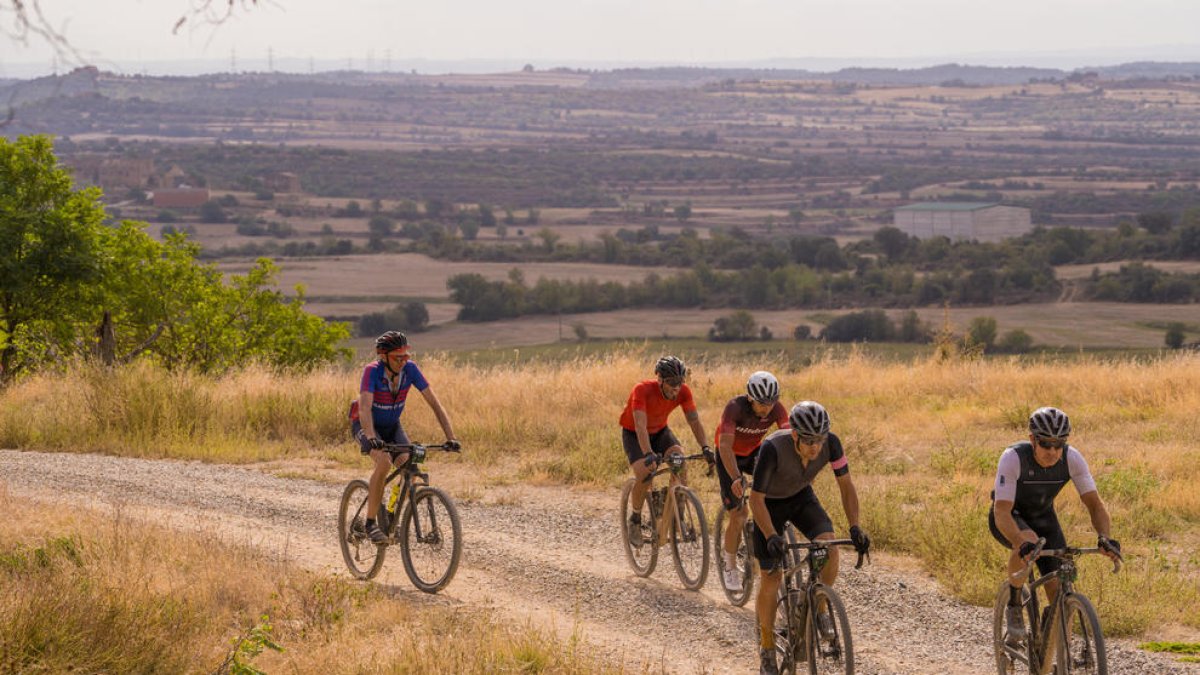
{"left": 1029, "top": 406, "right": 1070, "bottom": 439}
{"left": 789, "top": 401, "right": 830, "bottom": 437}
{"left": 746, "top": 371, "right": 780, "bottom": 403}
{"left": 654, "top": 355, "right": 687, "bottom": 380}
{"left": 375, "top": 330, "right": 409, "bottom": 353}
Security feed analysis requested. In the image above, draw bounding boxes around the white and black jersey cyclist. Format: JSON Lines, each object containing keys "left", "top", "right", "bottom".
{"left": 990, "top": 406, "right": 1121, "bottom": 645}
{"left": 750, "top": 401, "right": 869, "bottom": 675}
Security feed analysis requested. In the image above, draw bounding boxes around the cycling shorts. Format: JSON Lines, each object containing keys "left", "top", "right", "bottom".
{"left": 751, "top": 485, "right": 834, "bottom": 571}
{"left": 622, "top": 427, "right": 681, "bottom": 465}
{"left": 988, "top": 504, "right": 1066, "bottom": 576}
{"left": 717, "top": 447, "right": 759, "bottom": 511}
{"left": 351, "top": 419, "right": 411, "bottom": 455}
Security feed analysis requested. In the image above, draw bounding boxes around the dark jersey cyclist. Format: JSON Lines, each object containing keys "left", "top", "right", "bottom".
{"left": 750, "top": 401, "right": 869, "bottom": 675}
{"left": 991, "top": 406, "right": 1120, "bottom": 645}
{"left": 619, "top": 356, "right": 713, "bottom": 539}
{"left": 351, "top": 331, "right": 459, "bottom": 544}
{"left": 716, "top": 370, "right": 788, "bottom": 593}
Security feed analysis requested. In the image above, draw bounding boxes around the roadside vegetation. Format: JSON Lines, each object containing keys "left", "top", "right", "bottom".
{"left": 2, "top": 349, "right": 1199, "bottom": 637}
{"left": 0, "top": 487, "right": 613, "bottom": 673}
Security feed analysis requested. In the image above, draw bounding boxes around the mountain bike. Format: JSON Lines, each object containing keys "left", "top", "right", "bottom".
{"left": 337, "top": 442, "right": 463, "bottom": 593}
{"left": 618, "top": 451, "right": 712, "bottom": 590}
{"left": 992, "top": 538, "right": 1123, "bottom": 675}
{"left": 714, "top": 488, "right": 756, "bottom": 605}
{"left": 769, "top": 530, "right": 865, "bottom": 675}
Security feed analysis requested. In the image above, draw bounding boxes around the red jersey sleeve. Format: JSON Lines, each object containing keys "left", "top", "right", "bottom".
{"left": 717, "top": 399, "right": 739, "bottom": 436}
{"left": 772, "top": 401, "right": 790, "bottom": 429}
{"left": 678, "top": 384, "right": 697, "bottom": 414}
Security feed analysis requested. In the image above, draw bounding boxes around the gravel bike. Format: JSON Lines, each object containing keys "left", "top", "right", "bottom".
{"left": 618, "top": 451, "right": 712, "bottom": 590}
{"left": 714, "top": 488, "right": 756, "bottom": 605}
{"left": 768, "top": 529, "right": 865, "bottom": 675}
{"left": 992, "top": 537, "right": 1123, "bottom": 675}
{"left": 337, "top": 442, "right": 462, "bottom": 593}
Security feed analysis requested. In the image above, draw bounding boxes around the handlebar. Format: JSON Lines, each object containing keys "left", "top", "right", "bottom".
{"left": 382, "top": 442, "right": 462, "bottom": 465}
{"left": 1010, "top": 538, "right": 1122, "bottom": 580}
{"left": 785, "top": 538, "right": 869, "bottom": 570}
{"left": 640, "top": 452, "right": 715, "bottom": 482}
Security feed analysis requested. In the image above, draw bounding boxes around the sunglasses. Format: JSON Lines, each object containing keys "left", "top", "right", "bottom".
{"left": 797, "top": 433, "right": 827, "bottom": 446}
{"left": 662, "top": 377, "right": 684, "bottom": 387}
{"left": 1035, "top": 437, "right": 1066, "bottom": 450}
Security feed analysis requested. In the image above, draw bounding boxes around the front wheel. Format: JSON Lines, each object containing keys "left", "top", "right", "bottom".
{"left": 807, "top": 585, "right": 853, "bottom": 675}
{"left": 670, "top": 486, "right": 710, "bottom": 590}
{"left": 338, "top": 479, "right": 386, "bottom": 580}
{"left": 1057, "top": 593, "right": 1107, "bottom": 675}
{"left": 399, "top": 486, "right": 462, "bottom": 593}
{"left": 619, "top": 477, "right": 658, "bottom": 577}
{"left": 714, "top": 505, "right": 755, "bottom": 605}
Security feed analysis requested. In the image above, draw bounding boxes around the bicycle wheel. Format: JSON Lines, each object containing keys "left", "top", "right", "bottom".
{"left": 774, "top": 585, "right": 806, "bottom": 674}
{"left": 670, "top": 486, "right": 710, "bottom": 590}
{"left": 806, "top": 585, "right": 853, "bottom": 675}
{"left": 714, "top": 506, "right": 755, "bottom": 605}
{"left": 1058, "top": 593, "right": 1106, "bottom": 675}
{"left": 992, "top": 582, "right": 1034, "bottom": 675}
{"left": 399, "top": 486, "right": 462, "bottom": 593}
{"left": 619, "top": 477, "right": 658, "bottom": 577}
{"left": 337, "top": 479, "right": 387, "bottom": 580}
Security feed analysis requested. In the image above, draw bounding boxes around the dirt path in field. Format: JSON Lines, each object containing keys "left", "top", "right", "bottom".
{"left": 0, "top": 450, "right": 1186, "bottom": 674}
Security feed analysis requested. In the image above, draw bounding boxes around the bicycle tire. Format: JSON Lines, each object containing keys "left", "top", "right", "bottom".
{"left": 670, "top": 486, "right": 710, "bottom": 590}
{"left": 1058, "top": 593, "right": 1107, "bottom": 675}
{"left": 399, "top": 486, "right": 462, "bottom": 593}
{"left": 773, "top": 584, "right": 805, "bottom": 674}
{"left": 619, "top": 477, "right": 658, "bottom": 577}
{"left": 807, "top": 584, "right": 854, "bottom": 675}
{"left": 337, "top": 479, "right": 387, "bottom": 580}
{"left": 714, "top": 506, "right": 755, "bottom": 605}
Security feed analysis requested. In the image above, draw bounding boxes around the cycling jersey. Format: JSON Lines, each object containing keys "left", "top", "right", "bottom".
{"left": 348, "top": 359, "right": 429, "bottom": 428}
{"left": 714, "top": 395, "right": 789, "bottom": 457}
{"left": 618, "top": 379, "right": 696, "bottom": 434}
{"left": 992, "top": 442, "right": 1097, "bottom": 516}
{"left": 752, "top": 429, "right": 849, "bottom": 500}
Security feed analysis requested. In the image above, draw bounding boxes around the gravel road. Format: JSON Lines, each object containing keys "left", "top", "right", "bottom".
{"left": 0, "top": 449, "right": 1188, "bottom": 674}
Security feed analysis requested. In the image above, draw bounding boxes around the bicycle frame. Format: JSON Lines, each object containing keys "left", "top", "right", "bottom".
{"left": 377, "top": 443, "right": 458, "bottom": 542}
{"left": 641, "top": 452, "right": 710, "bottom": 546}
{"left": 781, "top": 538, "right": 864, "bottom": 601}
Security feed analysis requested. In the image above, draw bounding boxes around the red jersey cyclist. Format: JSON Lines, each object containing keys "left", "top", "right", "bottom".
{"left": 350, "top": 331, "right": 460, "bottom": 545}
{"left": 716, "top": 370, "right": 789, "bottom": 592}
{"left": 619, "top": 355, "right": 714, "bottom": 541}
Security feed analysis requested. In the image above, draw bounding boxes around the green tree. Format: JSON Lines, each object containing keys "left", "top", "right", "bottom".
{"left": 709, "top": 310, "right": 757, "bottom": 341}
{"left": 1165, "top": 322, "right": 1186, "bottom": 349}
{"left": 966, "top": 316, "right": 998, "bottom": 352}
{"left": 997, "top": 328, "right": 1034, "bottom": 354}
{"left": 673, "top": 202, "right": 692, "bottom": 223}
{"left": 873, "top": 226, "right": 910, "bottom": 261}
{"left": 368, "top": 215, "right": 395, "bottom": 237}
{"left": 1137, "top": 211, "right": 1174, "bottom": 235}
{"left": 536, "top": 227, "right": 560, "bottom": 253}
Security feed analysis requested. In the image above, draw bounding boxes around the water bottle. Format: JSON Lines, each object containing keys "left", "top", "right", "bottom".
{"left": 387, "top": 482, "right": 402, "bottom": 516}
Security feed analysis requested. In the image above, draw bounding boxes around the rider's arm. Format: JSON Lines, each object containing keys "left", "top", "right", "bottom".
{"left": 1079, "top": 490, "right": 1112, "bottom": 539}
{"left": 419, "top": 386, "right": 457, "bottom": 442}
{"left": 750, "top": 490, "right": 774, "bottom": 538}
{"left": 359, "top": 390, "right": 378, "bottom": 440}
{"left": 718, "top": 431, "right": 739, "bottom": 481}
{"left": 633, "top": 410, "right": 653, "bottom": 456}
{"left": 750, "top": 444, "right": 779, "bottom": 536}
{"left": 834, "top": 473, "right": 861, "bottom": 529}
{"left": 684, "top": 409, "right": 708, "bottom": 451}
{"left": 993, "top": 499, "right": 1026, "bottom": 549}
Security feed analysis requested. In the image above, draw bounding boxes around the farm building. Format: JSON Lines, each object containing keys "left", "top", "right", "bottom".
{"left": 152, "top": 187, "right": 210, "bottom": 209}
{"left": 892, "top": 202, "right": 1032, "bottom": 242}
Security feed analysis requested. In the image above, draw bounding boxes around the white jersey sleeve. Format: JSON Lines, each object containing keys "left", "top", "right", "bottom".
{"left": 993, "top": 447, "right": 1020, "bottom": 502}
{"left": 1066, "top": 447, "right": 1097, "bottom": 496}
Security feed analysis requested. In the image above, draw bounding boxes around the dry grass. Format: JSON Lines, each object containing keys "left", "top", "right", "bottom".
{"left": 0, "top": 486, "right": 616, "bottom": 674}
{"left": 3, "top": 351, "right": 1200, "bottom": 636}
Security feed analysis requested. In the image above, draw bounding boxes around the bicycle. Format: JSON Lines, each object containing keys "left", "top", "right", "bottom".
{"left": 337, "top": 442, "right": 463, "bottom": 593}
{"left": 767, "top": 529, "right": 865, "bottom": 675}
{"left": 992, "top": 538, "right": 1123, "bottom": 675}
{"left": 618, "top": 451, "right": 712, "bottom": 590}
{"left": 714, "top": 487, "right": 756, "bottom": 605}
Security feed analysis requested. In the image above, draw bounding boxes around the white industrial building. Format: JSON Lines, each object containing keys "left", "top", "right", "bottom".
{"left": 892, "top": 202, "right": 1032, "bottom": 242}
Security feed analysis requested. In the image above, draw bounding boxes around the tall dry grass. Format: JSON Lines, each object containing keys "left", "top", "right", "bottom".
{"left": 3, "top": 349, "right": 1200, "bottom": 635}
{"left": 0, "top": 486, "right": 617, "bottom": 673}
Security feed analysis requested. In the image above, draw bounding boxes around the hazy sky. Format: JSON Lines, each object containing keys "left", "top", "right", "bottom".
{"left": 2, "top": 0, "right": 1200, "bottom": 75}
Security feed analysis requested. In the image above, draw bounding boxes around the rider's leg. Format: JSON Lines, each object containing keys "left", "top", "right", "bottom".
{"left": 757, "top": 569, "right": 783, "bottom": 649}
{"left": 629, "top": 457, "right": 655, "bottom": 511}
{"left": 366, "top": 449, "right": 393, "bottom": 519}
{"left": 725, "top": 502, "right": 749, "bottom": 555}
{"left": 814, "top": 531, "right": 839, "bottom": 587}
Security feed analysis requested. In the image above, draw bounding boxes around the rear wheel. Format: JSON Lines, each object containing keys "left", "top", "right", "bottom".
{"left": 714, "top": 505, "right": 755, "bottom": 605}
{"left": 670, "top": 486, "right": 710, "bottom": 590}
{"left": 1058, "top": 593, "right": 1106, "bottom": 675}
{"left": 807, "top": 585, "right": 853, "bottom": 675}
{"left": 337, "top": 479, "right": 386, "bottom": 580}
{"left": 619, "top": 477, "right": 657, "bottom": 577}
{"left": 399, "top": 486, "right": 462, "bottom": 593}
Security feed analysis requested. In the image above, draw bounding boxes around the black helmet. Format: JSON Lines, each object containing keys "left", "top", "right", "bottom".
{"left": 654, "top": 355, "right": 687, "bottom": 380}
{"left": 375, "top": 330, "right": 409, "bottom": 353}
{"left": 789, "top": 401, "right": 830, "bottom": 437}
{"left": 746, "top": 371, "right": 780, "bottom": 403}
{"left": 1029, "top": 406, "right": 1070, "bottom": 440}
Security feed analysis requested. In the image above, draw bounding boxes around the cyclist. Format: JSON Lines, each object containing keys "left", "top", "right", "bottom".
{"left": 991, "top": 406, "right": 1120, "bottom": 645}
{"left": 716, "top": 370, "right": 789, "bottom": 592}
{"left": 350, "top": 330, "right": 460, "bottom": 545}
{"left": 750, "top": 401, "right": 869, "bottom": 675}
{"left": 619, "top": 355, "right": 714, "bottom": 542}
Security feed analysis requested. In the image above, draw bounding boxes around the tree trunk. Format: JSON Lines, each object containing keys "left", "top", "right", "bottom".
{"left": 94, "top": 311, "right": 116, "bottom": 365}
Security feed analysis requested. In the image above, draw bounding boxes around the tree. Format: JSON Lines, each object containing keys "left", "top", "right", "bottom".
{"left": 673, "top": 202, "right": 692, "bottom": 223}
{"left": 997, "top": 329, "right": 1034, "bottom": 354}
{"left": 199, "top": 200, "right": 227, "bottom": 223}
{"left": 478, "top": 203, "right": 496, "bottom": 228}
{"left": 1165, "top": 322, "right": 1186, "bottom": 349}
{"left": 709, "top": 310, "right": 758, "bottom": 341}
{"left": 966, "top": 316, "right": 998, "bottom": 352}
{"left": 793, "top": 324, "right": 812, "bottom": 340}
{"left": 536, "top": 227, "right": 560, "bottom": 253}
{"left": 873, "top": 226, "right": 910, "bottom": 261}
{"left": 368, "top": 215, "right": 395, "bottom": 237}
{"left": 1137, "top": 211, "right": 1174, "bottom": 235}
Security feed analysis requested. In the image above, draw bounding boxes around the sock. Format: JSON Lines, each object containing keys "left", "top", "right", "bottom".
{"left": 629, "top": 512, "right": 641, "bottom": 524}
{"left": 366, "top": 518, "right": 376, "bottom": 527}
{"left": 761, "top": 629, "right": 775, "bottom": 651}
{"left": 1009, "top": 585, "right": 1021, "bottom": 607}
{"left": 723, "top": 551, "right": 738, "bottom": 568}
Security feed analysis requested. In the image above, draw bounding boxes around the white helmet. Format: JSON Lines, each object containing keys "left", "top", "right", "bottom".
{"left": 746, "top": 371, "right": 780, "bottom": 403}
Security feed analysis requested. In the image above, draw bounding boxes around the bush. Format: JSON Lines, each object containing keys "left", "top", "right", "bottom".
{"left": 793, "top": 324, "right": 812, "bottom": 340}
{"left": 997, "top": 329, "right": 1034, "bottom": 354}
{"left": 708, "top": 310, "right": 757, "bottom": 342}
{"left": 1165, "top": 322, "right": 1186, "bottom": 349}
{"left": 966, "top": 316, "right": 998, "bottom": 352}
{"left": 820, "top": 310, "right": 894, "bottom": 342}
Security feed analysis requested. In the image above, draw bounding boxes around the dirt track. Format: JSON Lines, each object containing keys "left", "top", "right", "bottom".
{"left": 0, "top": 450, "right": 1187, "bottom": 674}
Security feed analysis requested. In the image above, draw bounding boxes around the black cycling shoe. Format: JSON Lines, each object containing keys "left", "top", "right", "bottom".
{"left": 1005, "top": 604, "right": 1026, "bottom": 645}
{"left": 366, "top": 521, "right": 388, "bottom": 545}
{"left": 759, "top": 647, "right": 779, "bottom": 675}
